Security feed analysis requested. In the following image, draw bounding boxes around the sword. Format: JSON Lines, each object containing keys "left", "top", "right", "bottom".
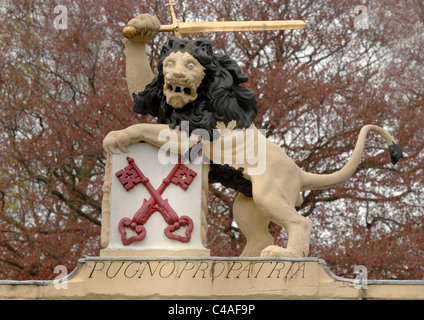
{"left": 123, "top": 0, "right": 305, "bottom": 39}
{"left": 162, "top": 20, "right": 305, "bottom": 33}
{"left": 124, "top": 20, "right": 306, "bottom": 39}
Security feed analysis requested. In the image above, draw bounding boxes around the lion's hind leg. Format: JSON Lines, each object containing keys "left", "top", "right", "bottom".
{"left": 259, "top": 203, "right": 312, "bottom": 258}
{"left": 233, "top": 194, "right": 274, "bottom": 257}
{"left": 258, "top": 201, "right": 312, "bottom": 258}
{"left": 251, "top": 178, "right": 312, "bottom": 258}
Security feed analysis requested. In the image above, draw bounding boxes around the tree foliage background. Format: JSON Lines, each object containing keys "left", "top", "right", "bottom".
{"left": 1, "top": 0, "right": 423, "bottom": 280}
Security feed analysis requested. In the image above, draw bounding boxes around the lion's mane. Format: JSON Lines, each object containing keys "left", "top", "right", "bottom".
{"left": 132, "top": 37, "right": 258, "bottom": 140}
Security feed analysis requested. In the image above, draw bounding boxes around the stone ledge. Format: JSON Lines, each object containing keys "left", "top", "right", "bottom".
{"left": 0, "top": 257, "right": 423, "bottom": 300}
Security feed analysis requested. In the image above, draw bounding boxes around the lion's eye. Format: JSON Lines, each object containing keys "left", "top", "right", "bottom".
{"left": 187, "top": 62, "right": 195, "bottom": 69}
{"left": 167, "top": 61, "right": 174, "bottom": 68}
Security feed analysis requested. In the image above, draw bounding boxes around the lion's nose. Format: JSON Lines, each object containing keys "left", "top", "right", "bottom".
{"left": 171, "top": 71, "right": 186, "bottom": 79}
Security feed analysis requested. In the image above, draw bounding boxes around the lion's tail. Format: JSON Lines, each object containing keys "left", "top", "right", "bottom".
{"left": 300, "top": 125, "right": 403, "bottom": 191}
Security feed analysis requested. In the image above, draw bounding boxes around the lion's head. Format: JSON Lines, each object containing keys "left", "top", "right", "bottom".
{"left": 162, "top": 51, "right": 206, "bottom": 109}
{"left": 132, "top": 37, "right": 258, "bottom": 139}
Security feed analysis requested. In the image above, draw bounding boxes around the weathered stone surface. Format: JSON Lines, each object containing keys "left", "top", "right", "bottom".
{"left": 1, "top": 257, "right": 423, "bottom": 300}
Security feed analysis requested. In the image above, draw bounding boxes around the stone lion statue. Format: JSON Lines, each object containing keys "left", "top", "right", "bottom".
{"left": 103, "top": 14, "right": 403, "bottom": 257}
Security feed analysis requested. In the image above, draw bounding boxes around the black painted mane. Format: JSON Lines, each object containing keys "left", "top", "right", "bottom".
{"left": 132, "top": 37, "right": 258, "bottom": 140}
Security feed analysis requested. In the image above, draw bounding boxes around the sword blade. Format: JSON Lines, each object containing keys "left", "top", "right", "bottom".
{"left": 160, "top": 20, "right": 306, "bottom": 34}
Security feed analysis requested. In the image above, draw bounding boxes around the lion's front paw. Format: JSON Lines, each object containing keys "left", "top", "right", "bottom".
{"left": 103, "top": 130, "right": 132, "bottom": 155}
{"left": 260, "top": 245, "right": 302, "bottom": 258}
{"left": 123, "top": 14, "right": 161, "bottom": 43}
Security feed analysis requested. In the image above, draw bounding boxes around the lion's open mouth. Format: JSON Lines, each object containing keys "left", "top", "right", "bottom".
{"left": 167, "top": 84, "right": 192, "bottom": 96}
{"left": 164, "top": 81, "right": 198, "bottom": 109}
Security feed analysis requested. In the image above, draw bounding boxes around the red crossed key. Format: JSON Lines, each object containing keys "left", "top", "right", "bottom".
{"left": 115, "top": 156, "right": 197, "bottom": 245}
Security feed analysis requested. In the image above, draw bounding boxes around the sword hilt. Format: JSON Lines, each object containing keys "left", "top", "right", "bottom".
{"left": 166, "top": 0, "right": 181, "bottom": 38}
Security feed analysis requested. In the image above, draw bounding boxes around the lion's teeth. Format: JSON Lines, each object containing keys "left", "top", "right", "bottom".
{"left": 170, "top": 85, "right": 188, "bottom": 94}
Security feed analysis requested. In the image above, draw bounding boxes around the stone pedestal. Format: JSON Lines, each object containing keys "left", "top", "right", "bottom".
{"left": 1, "top": 257, "right": 423, "bottom": 300}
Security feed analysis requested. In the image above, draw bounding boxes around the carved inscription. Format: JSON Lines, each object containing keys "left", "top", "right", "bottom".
{"left": 87, "top": 260, "right": 307, "bottom": 281}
